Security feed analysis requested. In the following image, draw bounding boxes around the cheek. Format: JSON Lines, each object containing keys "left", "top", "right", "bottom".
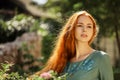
{"left": 75, "top": 29, "right": 80, "bottom": 38}
{"left": 88, "top": 30, "right": 94, "bottom": 37}
{"left": 75, "top": 28, "right": 82, "bottom": 34}
{"left": 75, "top": 28, "right": 81, "bottom": 35}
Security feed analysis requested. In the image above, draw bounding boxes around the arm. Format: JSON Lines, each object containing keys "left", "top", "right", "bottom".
{"left": 99, "top": 52, "right": 114, "bottom": 80}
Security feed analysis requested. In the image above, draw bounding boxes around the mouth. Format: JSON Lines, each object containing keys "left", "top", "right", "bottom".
{"left": 81, "top": 34, "right": 88, "bottom": 38}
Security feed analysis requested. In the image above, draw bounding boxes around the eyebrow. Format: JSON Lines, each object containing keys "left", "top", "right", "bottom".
{"left": 77, "top": 22, "right": 93, "bottom": 25}
{"left": 87, "top": 23, "right": 93, "bottom": 25}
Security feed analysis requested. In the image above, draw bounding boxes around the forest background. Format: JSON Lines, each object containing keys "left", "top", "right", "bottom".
{"left": 0, "top": 0, "right": 120, "bottom": 80}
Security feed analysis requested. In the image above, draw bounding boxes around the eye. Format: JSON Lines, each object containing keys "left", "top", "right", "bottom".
{"left": 87, "top": 26, "right": 92, "bottom": 28}
{"left": 77, "top": 24, "right": 83, "bottom": 27}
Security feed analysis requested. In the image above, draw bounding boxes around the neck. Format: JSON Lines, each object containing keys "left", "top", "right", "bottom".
{"left": 75, "top": 41, "right": 93, "bottom": 60}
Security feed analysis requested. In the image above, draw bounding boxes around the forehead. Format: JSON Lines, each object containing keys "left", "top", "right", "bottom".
{"left": 77, "top": 15, "right": 93, "bottom": 25}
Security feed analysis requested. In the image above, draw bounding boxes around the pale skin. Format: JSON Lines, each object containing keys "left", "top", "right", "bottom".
{"left": 71, "top": 15, "right": 95, "bottom": 62}
{"left": 40, "top": 15, "right": 95, "bottom": 79}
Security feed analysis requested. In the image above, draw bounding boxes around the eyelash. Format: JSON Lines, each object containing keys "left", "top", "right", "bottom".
{"left": 87, "top": 26, "right": 92, "bottom": 28}
{"left": 77, "top": 25, "right": 83, "bottom": 27}
{"left": 77, "top": 25, "right": 92, "bottom": 28}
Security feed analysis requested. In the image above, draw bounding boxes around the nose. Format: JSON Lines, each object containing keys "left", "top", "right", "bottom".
{"left": 83, "top": 27, "right": 86, "bottom": 32}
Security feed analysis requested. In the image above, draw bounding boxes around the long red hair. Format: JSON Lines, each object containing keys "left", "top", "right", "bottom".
{"left": 36, "top": 11, "right": 98, "bottom": 75}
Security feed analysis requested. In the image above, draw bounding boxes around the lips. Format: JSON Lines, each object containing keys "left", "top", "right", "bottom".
{"left": 81, "top": 34, "right": 88, "bottom": 38}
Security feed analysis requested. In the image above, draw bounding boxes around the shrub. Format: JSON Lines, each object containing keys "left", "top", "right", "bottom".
{"left": 0, "top": 63, "right": 26, "bottom": 80}
{"left": 0, "top": 63, "right": 67, "bottom": 80}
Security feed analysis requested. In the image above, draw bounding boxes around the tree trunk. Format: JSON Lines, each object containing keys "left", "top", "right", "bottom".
{"left": 115, "top": 25, "right": 120, "bottom": 67}
{"left": 9, "top": 0, "right": 53, "bottom": 18}
{"left": 115, "top": 25, "right": 120, "bottom": 55}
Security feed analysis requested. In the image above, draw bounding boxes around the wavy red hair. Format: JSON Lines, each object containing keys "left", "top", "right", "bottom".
{"left": 35, "top": 11, "right": 98, "bottom": 75}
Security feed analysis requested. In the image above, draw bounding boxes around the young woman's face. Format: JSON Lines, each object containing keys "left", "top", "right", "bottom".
{"left": 75, "top": 15, "right": 94, "bottom": 43}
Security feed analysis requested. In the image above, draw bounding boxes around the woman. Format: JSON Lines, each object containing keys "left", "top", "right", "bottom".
{"left": 29, "top": 11, "right": 114, "bottom": 80}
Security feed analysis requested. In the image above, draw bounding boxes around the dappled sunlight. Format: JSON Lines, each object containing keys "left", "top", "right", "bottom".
{"left": 0, "top": 0, "right": 120, "bottom": 80}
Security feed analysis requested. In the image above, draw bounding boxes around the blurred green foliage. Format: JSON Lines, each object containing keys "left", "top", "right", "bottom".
{"left": 41, "top": 34, "right": 55, "bottom": 63}
{"left": 42, "top": 0, "right": 120, "bottom": 66}
{"left": 0, "top": 0, "right": 120, "bottom": 79}
{"left": 14, "top": 42, "right": 43, "bottom": 75}
{"left": 31, "top": 70, "right": 67, "bottom": 80}
{"left": 0, "top": 14, "right": 35, "bottom": 43}
{"left": 0, "top": 63, "right": 26, "bottom": 80}
{"left": 43, "top": 0, "right": 120, "bottom": 37}
{"left": 0, "top": 63, "right": 67, "bottom": 80}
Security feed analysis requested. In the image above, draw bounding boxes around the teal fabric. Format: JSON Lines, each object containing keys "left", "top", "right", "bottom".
{"left": 63, "top": 51, "right": 114, "bottom": 80}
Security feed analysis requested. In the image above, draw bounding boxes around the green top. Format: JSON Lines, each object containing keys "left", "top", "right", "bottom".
{"left": 63, "top": 50, "right": 114, "bottom": 80}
